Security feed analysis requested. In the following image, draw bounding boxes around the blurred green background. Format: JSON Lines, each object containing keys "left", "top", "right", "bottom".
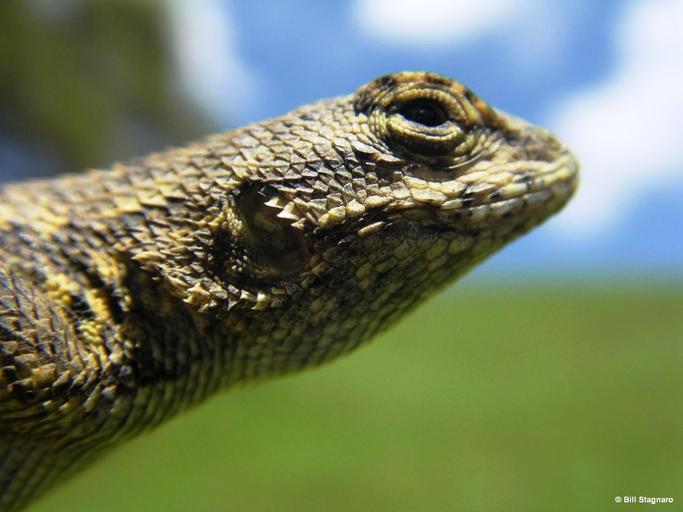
{"left": 0, "top": 0, "right": 206, "bottom": 179}
{"left": 0, "top": 2, "right": 681, "bottom": 511}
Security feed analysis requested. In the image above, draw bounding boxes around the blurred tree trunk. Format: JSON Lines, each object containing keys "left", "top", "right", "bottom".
{"left": 0, "top": 0, "right": 211, "bottom": 180}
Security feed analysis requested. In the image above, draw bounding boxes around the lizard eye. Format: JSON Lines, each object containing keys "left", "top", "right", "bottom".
{"left": 398, "top": 100, "right": 448, "bottom": 127}
{"left": 386, "top": 94, "right": 464, "bottom": 157}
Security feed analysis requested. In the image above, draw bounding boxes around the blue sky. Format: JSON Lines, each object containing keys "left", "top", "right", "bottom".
{"left": 169, "top": 0, "right": 682, "bottom": 279}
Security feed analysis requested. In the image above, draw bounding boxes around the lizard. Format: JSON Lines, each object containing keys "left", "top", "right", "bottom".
{"left": 0, "top": 71, "right": 578, "bottom": 511}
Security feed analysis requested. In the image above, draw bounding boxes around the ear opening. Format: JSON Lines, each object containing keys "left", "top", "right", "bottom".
{"left": 236, "top": 184, "right": 311, "bottom": 276}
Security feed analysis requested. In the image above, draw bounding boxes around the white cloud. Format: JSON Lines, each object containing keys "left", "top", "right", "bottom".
{"left": 352, "top": 0, "right": 580, "bottom": 67}
{"left": 352, "top": 0, "right": 580, "bottom": 88}
{"left": 549, "top": 0, "right": 683, "bottom": 235}
{"left": 167, "top": 0, "right": 259, "bottom": 125}
{"left": 352, "top": 0, "right": 521, "bottom": 45}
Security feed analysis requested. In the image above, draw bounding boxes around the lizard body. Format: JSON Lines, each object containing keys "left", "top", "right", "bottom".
{"left": 0, "top": 72, "right": 577, "bottom": 510}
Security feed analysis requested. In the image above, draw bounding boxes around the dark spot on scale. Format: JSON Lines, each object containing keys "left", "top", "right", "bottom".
{"left": 9, "top": 380, "right": 35, "bottom": 402}
{"left": 52, "top": 377, "right": 71, "bottom": 395}
{"left": 300, "top": 113, "right": 318, "bottom": 122}
{"left": 2, "top": 365, "right": 17, "bottom": 382}
{"left": 377, "top": 75, "right": 397, "bottom": 88}
{"left": 461, "top": 196, "right": 475, "bottom": 206}
{"left": 463, "top": 90, "right": 479, "bottom": 103}
{"left": 70, "top": 294, "right": 96, "bottom": 320}
{"left": 424, "top": 74, "right": 452, "bottom": 87}
{"left": 514, "top": 174, "right": 534, "bottom": 184}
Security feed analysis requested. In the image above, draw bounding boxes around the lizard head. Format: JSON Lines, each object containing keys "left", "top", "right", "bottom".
{"left": 215, "top": 72, "right": 577, "bottom": 298}
{"left": 152, "top": 71, "right": 577, "bottom": 370}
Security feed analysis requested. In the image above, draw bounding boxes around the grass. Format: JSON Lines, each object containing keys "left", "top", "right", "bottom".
{"left": 31, "top": 284, "right": 682, "bottom": 511}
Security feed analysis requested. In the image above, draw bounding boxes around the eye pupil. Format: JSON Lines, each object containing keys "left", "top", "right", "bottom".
{"left": 399, "top": 101, "right": 447, "bottom": 127}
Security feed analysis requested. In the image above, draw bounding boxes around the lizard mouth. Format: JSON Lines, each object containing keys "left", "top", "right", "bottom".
{"left": 385, "top": 153, "right": 579, "bottom": 232}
